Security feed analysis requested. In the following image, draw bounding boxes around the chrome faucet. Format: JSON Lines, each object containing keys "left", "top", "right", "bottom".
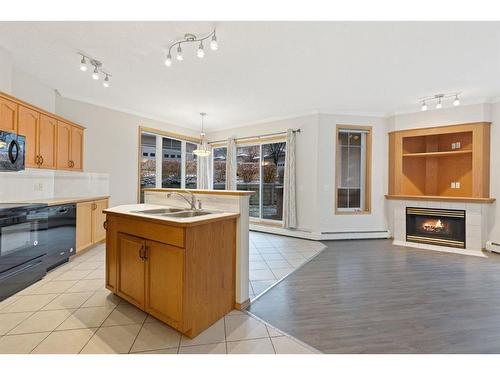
{"left": 166, "top": 191, "right": 199, "bottom": 211}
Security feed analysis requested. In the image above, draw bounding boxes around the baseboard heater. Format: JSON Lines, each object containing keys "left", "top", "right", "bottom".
{"left": 319, "top": 230, "right": 390, "bottom": 240}
{"left": 486, "top": 241, "right": 500, "bottom": 253}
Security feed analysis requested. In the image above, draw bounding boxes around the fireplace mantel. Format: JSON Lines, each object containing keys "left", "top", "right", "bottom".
{"left": 385, "top": 195, "right": 495, "bottom": 204}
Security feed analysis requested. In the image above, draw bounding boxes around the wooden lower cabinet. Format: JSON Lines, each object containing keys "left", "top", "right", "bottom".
{"left": 117, "top": 233, "right": 146, "bottom": 309}
{"left": 105, "top": 213, "right": 236, "bottom": 338}
{"left": 76, "top": 198, "right": 109, "bottom": 252}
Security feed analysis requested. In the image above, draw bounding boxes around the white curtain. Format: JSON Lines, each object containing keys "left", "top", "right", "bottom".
{"left": 196, "top": 141, "right": 211, "bottom": 189}
{"left": 226, "top": 137, "right": 237, "bottom": 190}
{"left": 283, "top": 129, "right": 297, "bottom": 229}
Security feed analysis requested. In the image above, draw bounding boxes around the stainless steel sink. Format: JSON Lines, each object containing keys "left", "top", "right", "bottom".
{"left": 132, "top": 208, "right": 184, "bottom": 215}
{"left": 162, "top": 210, "right": 214, "bottom": 218}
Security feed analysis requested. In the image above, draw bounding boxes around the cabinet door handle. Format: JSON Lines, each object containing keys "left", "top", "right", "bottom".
{"left": 139, "top": 244, "right": 144, "bottom": 261}
{"left": 143, "top": 245, "right": 148, "bottom": 261}
{"left": 68, "top": 160, "right": 72, "bottom": 168}
{"left": 103, "top": 220, "right": 108, "bottom": 231}
{"left": 36, "top": 155, "right": 40, "bottom": 165}
{"left": 40, "top": 155, "right": 44, "bottom": 165}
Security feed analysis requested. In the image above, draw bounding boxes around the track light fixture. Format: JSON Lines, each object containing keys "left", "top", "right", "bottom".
{"left": 419, "top": 93, "right": 461, "bottom": 111}
{"left": 164, "top": 29, "right": 218, "bottom": 67}
{"left": 77, "top": 53, "right": 112, "bottom": 88}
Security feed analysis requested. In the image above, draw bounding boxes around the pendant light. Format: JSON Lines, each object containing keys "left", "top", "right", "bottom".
{"left": 193, "top": 113, "right": 211, "bottom": 157}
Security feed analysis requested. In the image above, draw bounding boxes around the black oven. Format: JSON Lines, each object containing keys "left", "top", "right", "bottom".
{"left": 0, "top": 204, "right": 48, "bottom": 300}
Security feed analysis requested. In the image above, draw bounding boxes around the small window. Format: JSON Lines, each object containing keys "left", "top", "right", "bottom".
{"left": 335, "top": 125, "right": 371, "bottom": 214}
{"left": 150, "top": 152, "right": 155, "bottom": 157}
{"left": 142, "top": 152, "right": 148, "bottom": 157}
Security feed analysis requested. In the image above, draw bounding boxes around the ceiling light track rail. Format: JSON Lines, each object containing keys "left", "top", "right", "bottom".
{"left": 165, "top": 29, "right": 218, "bottom": 67}
{"left": 78, "top": 52, "right": 113, "bottom": 88}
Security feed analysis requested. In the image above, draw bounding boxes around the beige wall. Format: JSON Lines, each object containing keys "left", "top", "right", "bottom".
{"left": 55, "top": 96, "right": 199, "bottom": 206}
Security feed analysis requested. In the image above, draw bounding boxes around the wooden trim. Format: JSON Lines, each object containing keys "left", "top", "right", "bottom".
{"left": 385, "top": 195, "right": 496, "bottom": 204}
{"left": 143, "top": 188, "right": 255, "bottom": 196}
{"left": 249, "top": 218, "right": 283, "bottom": 227}
{"left": 334, "top": 124, "right": 372, "bottom": 215}
{"left": 234, "top": 298, "right": 251, "bottom": 310}
{"left": 103, "top": 210, "right": 241, "bottom": 228}
{"left": 235, "top": 135, "right": 286, "bottom": 146}
{"left": 388, "top": 121, "right": 491, "bottom": 135}
{"left": 403, "top": 150, "right": 473, "bottom": 158}
{"left": 0, "top": 91, "right": 85, "bottom": 129}
{"left": 139, "top": 125, "right": 200, "bottom": 144}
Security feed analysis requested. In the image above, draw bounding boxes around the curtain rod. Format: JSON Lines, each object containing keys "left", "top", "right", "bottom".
{"left": 208, "top": 128, "right": 301, "bottom": 145}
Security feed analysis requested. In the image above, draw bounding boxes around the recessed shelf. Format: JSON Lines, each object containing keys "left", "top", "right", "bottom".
{"left": 402, "top": 150, "right": 473, "bottom": 158}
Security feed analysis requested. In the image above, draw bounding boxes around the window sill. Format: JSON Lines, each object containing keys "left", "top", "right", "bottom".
{"left": 335, "top": 209, "right": 371, "bottom": 215}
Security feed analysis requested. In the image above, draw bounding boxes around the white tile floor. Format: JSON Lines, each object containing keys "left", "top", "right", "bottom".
{"left": 0, "top": 232, "right": 323, "bottom": 354}
{"left": 249, "top": 231, "right": 326, "bottom": 299}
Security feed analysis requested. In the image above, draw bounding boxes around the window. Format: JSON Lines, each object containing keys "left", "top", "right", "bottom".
{"left": 335, "top": 125, "right": 371, "bottom": 213}
{"left": 212, "top": 147, "right": 227, "bottom": 190}
{"left": 229, "top": 140, "right": 286, "bottom": 221}
{"left": 138, "top": 129, "right": 200, "bottom": 202}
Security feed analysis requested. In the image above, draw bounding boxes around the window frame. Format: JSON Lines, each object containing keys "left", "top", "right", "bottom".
{"left": 335, "top": 124, "right": 372, "bottom": 215}
{"left": 137, "top": 126, "right": 200, "bottom": 203}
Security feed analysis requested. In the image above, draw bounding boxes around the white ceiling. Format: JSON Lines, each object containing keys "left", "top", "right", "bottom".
{"left": 0, "top": 21, "right": 500, "bottom": 130}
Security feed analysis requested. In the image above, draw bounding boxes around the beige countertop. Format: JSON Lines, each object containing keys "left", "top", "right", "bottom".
{"left": 104, "top": 203, "right": 239, "bottom": 226}
{"left": 17, "top": 195, "right": 110, "bottom": 206}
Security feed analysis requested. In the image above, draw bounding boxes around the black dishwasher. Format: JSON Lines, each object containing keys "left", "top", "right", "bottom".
{"left": 45, "top": 204, "right": 76, "bottom": 271}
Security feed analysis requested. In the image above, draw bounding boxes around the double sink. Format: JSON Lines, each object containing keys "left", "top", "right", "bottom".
{"left": 131, "top": 208, "right": 214, "bottom": 218}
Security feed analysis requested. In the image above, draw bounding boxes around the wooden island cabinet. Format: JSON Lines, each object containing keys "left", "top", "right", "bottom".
{"left": 104, "top": 211, "right": 238, "bottom": 338}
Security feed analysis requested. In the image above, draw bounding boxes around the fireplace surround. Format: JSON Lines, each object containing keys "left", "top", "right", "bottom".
{"left": 406, "top": 207, "right": 466, "bottom": 249}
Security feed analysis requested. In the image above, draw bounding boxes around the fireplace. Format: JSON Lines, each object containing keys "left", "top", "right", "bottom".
{"left": 406, "top": 207, "right": 466, "bottom": 249}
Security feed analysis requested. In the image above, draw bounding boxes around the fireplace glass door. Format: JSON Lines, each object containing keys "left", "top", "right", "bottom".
{"left": 406, "top": 207, "right": 466, "bottom": 249}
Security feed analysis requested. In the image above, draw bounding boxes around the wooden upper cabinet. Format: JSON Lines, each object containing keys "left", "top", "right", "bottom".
{"left": 17, "top": 105, "right": 40, "bottom": 168}
{"left": 38, "top": 114, "right": 57, "bottom": 169}
{"left": 117, "top": 233, "right": 146, "bottom": 309}
{"left": 56, "top": 121, "right": 72, "bottom": 170}
{"left": 0, "top": 92, "right": 85, "bottom": 171}
{"left": 0, "top": 97, "right": 18, "bottom": 132}
{"left": 70, "top": 126, "right": 84, "bottom": 171}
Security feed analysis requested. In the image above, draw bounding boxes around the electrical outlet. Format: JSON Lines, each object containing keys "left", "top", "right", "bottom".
{"left": 450, "top": 182, "right": 455, "bottom": 189}
{"left": 456, "top": 142, "right": 461, "bottom": 149}
{"left": 451, "top": 143, "right": 456, "bottom": 150}
{"left": 456, "top": 182, "right": 460, "bottom": 189}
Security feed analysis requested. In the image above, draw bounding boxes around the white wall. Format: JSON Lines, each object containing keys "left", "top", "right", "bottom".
{"left": 0, "top": 45, "right": 55, "bottom": 112}
{"left": 317, "top": 114, "right": 389, "bottom": 234}
{"left": 0, "top": 46, "right": 13, "bottom": 92}
{"left": 11, "top": 67, "right": 56, "bottom": 113}
{"left": 55, "top": 96, "right": 199, "bottom": 206}
{"left": 208, "top": 114, "right": 321, "bottom": 233}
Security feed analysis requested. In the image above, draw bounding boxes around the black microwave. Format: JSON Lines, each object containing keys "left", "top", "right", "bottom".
{"left": 0, "top": 131, "right": 25, "bottom": 172}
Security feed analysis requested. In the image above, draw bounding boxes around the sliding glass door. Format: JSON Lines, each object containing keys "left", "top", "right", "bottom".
{"left": 234, "top": 141, "right": 286, "bottom": 221}
{"left": 139, "top": 130, "right": 199, "bottom": 202}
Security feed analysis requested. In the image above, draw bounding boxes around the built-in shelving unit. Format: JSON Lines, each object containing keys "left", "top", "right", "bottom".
{"left": 387, "top": 122, "right": 492, "bottom": 201}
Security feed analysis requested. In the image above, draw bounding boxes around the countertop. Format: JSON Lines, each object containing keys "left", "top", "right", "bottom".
{"left": 17, "top": 195, "right": 110, "bottom": 206}
{"left": 104, "top": 204, "right": 240, "bottom": 226}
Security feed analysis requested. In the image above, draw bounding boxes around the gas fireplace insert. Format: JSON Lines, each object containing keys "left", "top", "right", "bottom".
{"left": 406, "top": 207, "right": 466, "bottom": 249}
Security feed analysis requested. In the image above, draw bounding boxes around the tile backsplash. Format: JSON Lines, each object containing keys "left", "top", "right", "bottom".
{"left": 0, "top": 169, "right": 109, "bottom": 202}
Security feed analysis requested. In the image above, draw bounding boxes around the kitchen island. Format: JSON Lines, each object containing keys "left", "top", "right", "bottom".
{"left": 104, "top": 203, "right": 239, "bottom": 338}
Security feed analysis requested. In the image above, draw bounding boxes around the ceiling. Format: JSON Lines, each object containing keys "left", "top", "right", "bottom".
{"left": 0, "top": 21, "right": 499, "bottom": 131}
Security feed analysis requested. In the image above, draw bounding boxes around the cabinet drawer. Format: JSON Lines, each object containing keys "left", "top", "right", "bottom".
{"left": 107, "top": 215, "right": 184, "bottom": 248}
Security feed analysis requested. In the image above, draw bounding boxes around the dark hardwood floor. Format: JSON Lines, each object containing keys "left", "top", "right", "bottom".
{"left": 248, "top": 239, "right": 500, "bottom": 353}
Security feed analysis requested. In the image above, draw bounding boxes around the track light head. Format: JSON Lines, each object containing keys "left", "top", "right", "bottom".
{"left": 176, "top": 45, "right": 183, "bottom": 61}
{"left": 421, "top": 102, "right": 428, "bottom": 111}
{"left": 453, "top": 95, "right": 460, "bottom": 106}
{"left": 165, "top": 53, "right": 172, "bottom": 67}
{"left": 103, "top": 74, "right": 110, "bottom": 88}
{"left": 92, "top": 66, "right": 99, "bottom": 80}
{"left": 197, "top": 42, "right": 205, "bottom": 58}
{"left": 210, "top": 33, "right": 218, "bottom": 51}
{"left": 79, "top": 56, "right": 87, "bottom": 72}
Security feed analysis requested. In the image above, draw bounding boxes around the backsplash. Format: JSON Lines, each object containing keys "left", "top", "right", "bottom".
{"left": 0, "top": 169, "right": 109, "bottom": 202}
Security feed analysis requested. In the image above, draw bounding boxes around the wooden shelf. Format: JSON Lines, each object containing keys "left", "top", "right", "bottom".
{"left": 388, "top": 122, "right": 491, "bottom": 200}
{"left": 385, "top": 195, "right": 495, "bottom": 204}
{"left": 402, "top": 150, "right": 472, "bottom": 158}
